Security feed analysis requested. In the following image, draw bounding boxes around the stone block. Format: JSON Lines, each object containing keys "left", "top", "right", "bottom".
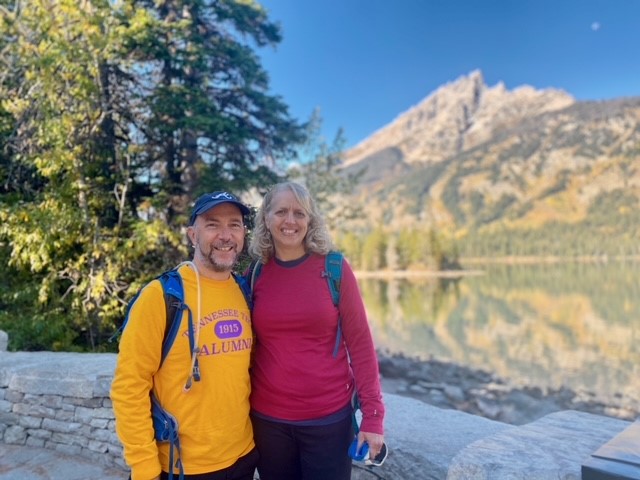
{"left": 25, "top": 428, "right": 53, "bottom": 440}
{"left": 0, "top": 410, "right": 19, "bottom": 425}
{"left": 41, "top": 394, "right": 63, "bottom": 409}
{"left": 88, "top": 439, "right": 109, "bottom": 453}
{"left": 23, "top": 393, "right": 42, "bottom": 404}
{"left": 91, "top": 428, "right": 119, "bottom": 444}
{"left": 11, "top": 370, "right": 96, "bottom": 398}
{"left": 52, "top": 442, "right": 83, "bottom": 456}
{"left": 52, "top": 432, "right": 89, "bottom": 447}
{"left": 74, "top": 406, "right": 94, "bottom": 424}
{"left": 4, "top": 425, "right": 27, "bottom": 445}
{"left": 95, "top": 375, "right": 114, "bottom": 397}
{"left": 3, "top": 352, "right": 116, "bottom": 398}
{"left": 5, "top": 390, "right": 24, "bottom": 403}
{"left": 353, "top": 394, "right": 513, "bottom": 480}
{"left": 13, "top": 402, "right": 56, "bottom": 418}
{"left": 26, "top": 436, "right": 46, "bottom": 448}
{"left": 90, "top": 418, "right": 110, "bottom": 429}
{"left": 447, "top": 410, "right": 631, "bottom": 480}
{"left": 108, "top": 443, "right": 124, "bottom": 456}
{"left": 582, "top": 420, "right": 640, "bottom": 480}
{"left": 75, "top": 405, "right": 113, "bottom": 423}
{"left": 42, "top": 418, "right": 83, "bottom": 433}
{"left": 93, "top": 407, "right": 115, "bottom": 420}
{"left": 55, "top": 409, "right": 75, "bottom": 422}
{"left": 19, "top": 415, "right": 43, "bottom": 429}
{"left": 0, "top": 399, "right": 12, "bottom": 412}
{"left": 64, "top": 396, "right": 103, "bottom": 407}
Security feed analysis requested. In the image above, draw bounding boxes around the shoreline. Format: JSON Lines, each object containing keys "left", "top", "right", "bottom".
{"left": 354, "top": 269, "right": 483, "bottom": 279}
{"left": 377, "top": 351, "right": 638, "bottom": 426}
{"left": 354, "top": 255, "right": 640, "bottom": 278}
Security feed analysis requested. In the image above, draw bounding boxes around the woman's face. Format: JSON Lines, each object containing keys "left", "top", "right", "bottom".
{"left": 266, "top": 189, "right": 309, "bottom": 260}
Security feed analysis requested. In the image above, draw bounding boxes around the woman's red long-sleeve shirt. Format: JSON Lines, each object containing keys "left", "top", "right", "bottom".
{"left": 249, "top": 253, "right": 384, "bottom": 434}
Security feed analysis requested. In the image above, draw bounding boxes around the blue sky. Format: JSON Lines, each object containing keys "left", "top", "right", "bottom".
{"left": 257, "top": 0, "right": 640, "bottom": 150}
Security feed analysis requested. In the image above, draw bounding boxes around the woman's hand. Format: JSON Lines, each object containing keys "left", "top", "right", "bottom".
{"left": 358, "top": 430, "right": 384, "bottom": 459}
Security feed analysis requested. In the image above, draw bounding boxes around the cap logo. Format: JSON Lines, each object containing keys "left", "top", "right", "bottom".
{"left": 211, "top": 192, "right": 234, "bottom": 200}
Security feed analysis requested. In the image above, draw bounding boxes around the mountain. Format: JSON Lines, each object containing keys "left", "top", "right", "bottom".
{"left": 344, "top": 70, "right": 575, "bottom": 168}
{"left": 338, "top": 70, "right": 640, "bottom": 254}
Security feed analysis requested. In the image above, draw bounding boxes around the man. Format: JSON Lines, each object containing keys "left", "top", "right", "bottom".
{"left": 111, "top": 191, "right": 257, "bottom": 480}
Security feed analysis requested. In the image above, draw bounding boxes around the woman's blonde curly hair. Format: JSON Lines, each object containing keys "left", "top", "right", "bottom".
{"left": 248, "top": 181, "right": 334, "bottom": 263}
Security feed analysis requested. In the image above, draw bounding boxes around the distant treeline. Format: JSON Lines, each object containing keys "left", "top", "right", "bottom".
{"left": 457, "top": 189, "right": 640, "bottom": 258}
{"left": 334, "top": 188, "right": 640, "bottom": 270}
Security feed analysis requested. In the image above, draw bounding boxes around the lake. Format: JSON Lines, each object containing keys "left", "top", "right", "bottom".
{"left": 358, "top": 261, "right": 640, "bottom": 404}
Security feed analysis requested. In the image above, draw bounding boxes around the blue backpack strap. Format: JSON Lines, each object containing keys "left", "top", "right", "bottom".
{"left": 160, "top": 269, "right": 201, "bottom": 385}
{"left": 323, "top": 251, "right": 344, "bottom": 358}
{"left": 324, "top": 251, "right": 343, "bottom": 305}
{"left": 155, "top": 270, "right": 189, "bottom": 480}
{"left": 158, "top": 270, "right": 183, "bottom": 365}
{"left": 233, "top": 272, "right": 253, "bottom": 310}
{"left": 324, "top": 252, "right": 362, "bottom": 437}
{"left": 111, "top": 268, "right": 187, "bottom": 354}
{"left": 247, "top": 259, "right": 263, "bottom": 295}
{"left": 151, "top": 393, "right": 184, "bottom": 480}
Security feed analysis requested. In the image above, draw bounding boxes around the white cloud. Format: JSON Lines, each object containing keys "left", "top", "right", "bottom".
{"left": 591, "top": 22, "right": 601, "bottom": 31}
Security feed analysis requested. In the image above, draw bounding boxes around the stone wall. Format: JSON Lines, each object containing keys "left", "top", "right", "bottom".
{"left": 0, "top": 351, "right": 125, "bottom": 471}
{"left": 0, "top": 346, "right": 632, "bottom": 479}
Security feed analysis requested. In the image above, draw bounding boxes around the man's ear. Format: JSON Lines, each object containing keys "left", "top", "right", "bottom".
{"left": 187, "top": 225, "right": 196, "bottom": 246}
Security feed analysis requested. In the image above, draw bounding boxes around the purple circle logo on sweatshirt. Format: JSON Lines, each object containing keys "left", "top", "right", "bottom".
{"left": 215, "top": 320, "right": 242, "bottom": 339}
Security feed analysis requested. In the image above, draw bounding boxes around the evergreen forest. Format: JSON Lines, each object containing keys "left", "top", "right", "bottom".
{"left": 0, "top": 0, "right": 305, "bottom": 351}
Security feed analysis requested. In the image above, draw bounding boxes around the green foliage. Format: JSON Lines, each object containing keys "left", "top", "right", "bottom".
{"left": 0, "top": 245, "right": 77, "bottom": 351}
{"left": 394, "top": 228, "right": 450, "bottom": 270}
{"left": 360, "top": 227, "right": 387, "bottom": 270}
{"left": 0, "top": 0, "right": 303, "bottom": 351}
{"left": 115, "top": 0, "right": 304, "bottom": 208}
{"left": 395, "top": 229, "right": 422, "bottom": 269}
{"left": 334, "top": 225, "right": 460, "bottom": 273}
{"left": 288, "top": 110, "right": 361, "bottom": 232}
{"left": 336, "top": 230, "right": 363, "bottom": 269}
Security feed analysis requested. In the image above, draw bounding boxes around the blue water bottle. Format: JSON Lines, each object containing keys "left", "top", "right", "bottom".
{"left": 348, "top": 437, "right": 369, "bottom": 461}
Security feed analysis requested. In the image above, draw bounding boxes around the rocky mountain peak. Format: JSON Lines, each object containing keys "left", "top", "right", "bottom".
{"left": 343, "top": 70, "right": 575, "bottom": 167}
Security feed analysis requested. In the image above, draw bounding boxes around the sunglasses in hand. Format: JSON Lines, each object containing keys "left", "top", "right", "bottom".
{"left": 365, "top": 441, "right": 388, "bottom": 466}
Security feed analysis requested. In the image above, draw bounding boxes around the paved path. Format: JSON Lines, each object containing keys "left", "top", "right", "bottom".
{"left": 0, "top": 444, "right": 126, "bottom": 480}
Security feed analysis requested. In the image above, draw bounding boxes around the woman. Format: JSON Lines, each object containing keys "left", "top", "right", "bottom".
{"left": 247, "top": 181, "right": 385, "bottom": 480}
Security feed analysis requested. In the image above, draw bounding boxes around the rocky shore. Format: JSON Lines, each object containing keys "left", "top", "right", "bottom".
{"left": 377, "top": 352, "right": 639, "bottom": 425}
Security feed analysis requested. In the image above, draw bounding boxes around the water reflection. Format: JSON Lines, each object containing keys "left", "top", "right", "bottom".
{"left": 360, "top": 262, "right": 640, "bottom": 403}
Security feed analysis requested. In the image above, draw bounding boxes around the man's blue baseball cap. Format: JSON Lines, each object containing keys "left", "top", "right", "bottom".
{"left": 189, "top": 191, "right": 250, "bottom": 225}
